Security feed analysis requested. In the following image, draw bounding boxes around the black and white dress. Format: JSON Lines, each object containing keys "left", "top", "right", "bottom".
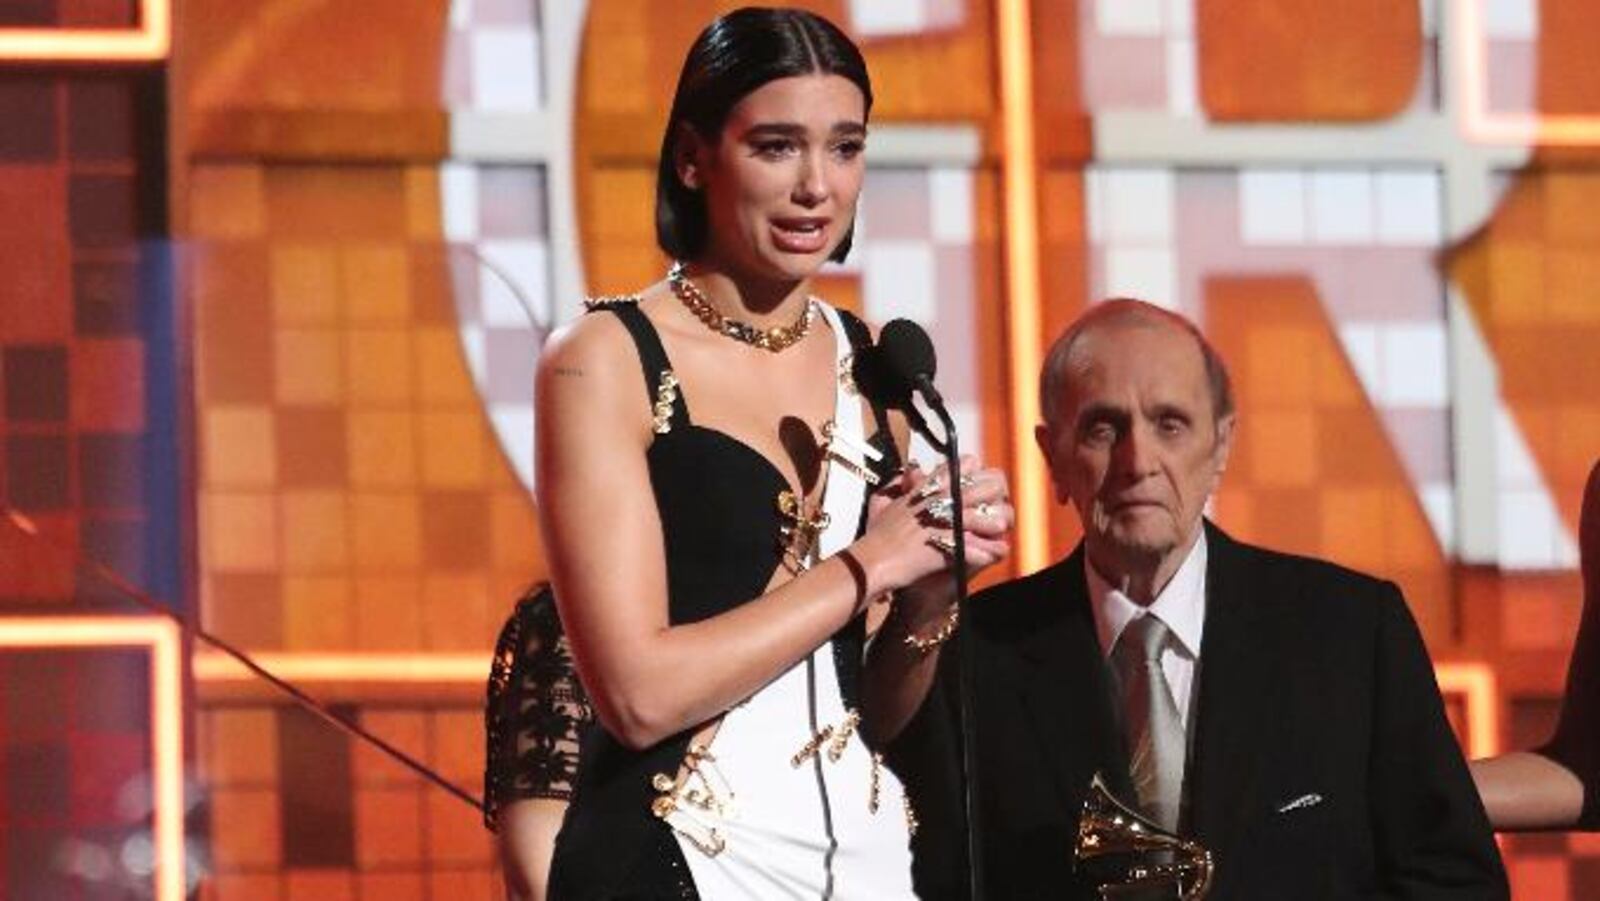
{"left": 546, "top": 300, "right": 917, "bottom": 899}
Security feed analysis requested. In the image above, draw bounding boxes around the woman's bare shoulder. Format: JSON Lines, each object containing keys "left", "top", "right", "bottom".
{"left": 541, "top": 284, "right": 675, "bottom": 369}
{"left": 542, "top": 305, "right": 628, "bottom": 365}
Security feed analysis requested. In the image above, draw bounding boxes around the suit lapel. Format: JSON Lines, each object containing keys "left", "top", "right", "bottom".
{"left": 1006, "top": 527, "right": 1286, "bottom": 854}
{"left": 1187, "top": 523, "right": 1282, "bottom": 861}
{"left": 1013, "top": 549, "right": 1132, "bottom": 811}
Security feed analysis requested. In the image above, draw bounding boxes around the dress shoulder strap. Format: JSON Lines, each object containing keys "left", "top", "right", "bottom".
{"left": 587, "top": 299, "right": 690, "bottom": 432}
{"left": 833, "top": 305, "right": 871, "bottom": 351}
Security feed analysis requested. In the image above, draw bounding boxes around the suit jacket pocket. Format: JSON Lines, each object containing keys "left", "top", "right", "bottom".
{"left": 1230, "top": 791, "right": 1345, "bottom": 899}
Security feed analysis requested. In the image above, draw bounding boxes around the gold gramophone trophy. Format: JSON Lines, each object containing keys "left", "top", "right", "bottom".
{"left": 1074, "top": 773, "right": 1214, "bottom": 900}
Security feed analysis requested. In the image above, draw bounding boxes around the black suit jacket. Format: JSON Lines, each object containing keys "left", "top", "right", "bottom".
{"left": 895, "top": 523, "right": 1507, "bottom": 900}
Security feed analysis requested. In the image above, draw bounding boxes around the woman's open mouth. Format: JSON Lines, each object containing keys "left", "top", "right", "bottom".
{"left": 770, "top": 217, "right": 830, "bottom": 253}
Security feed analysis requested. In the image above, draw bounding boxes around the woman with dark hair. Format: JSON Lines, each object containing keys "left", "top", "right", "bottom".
{"left": 535, "top": 8, "right": 1011, "bottom": 899}
{"left": 1471, "top": 458, "right": 1600, "bottom": 832}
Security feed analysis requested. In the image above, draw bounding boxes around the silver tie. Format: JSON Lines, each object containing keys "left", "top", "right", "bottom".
{"left": 1113, "top": 614, "right": 1185, "bottom": 831}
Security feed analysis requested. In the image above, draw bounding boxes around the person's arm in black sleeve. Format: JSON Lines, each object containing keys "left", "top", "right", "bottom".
{"left": 1369, "top": 583, "right": 1509, "bottom": 900}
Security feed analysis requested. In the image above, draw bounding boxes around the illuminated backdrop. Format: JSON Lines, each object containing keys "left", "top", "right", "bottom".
{"left": 1, "top": 1, "right": 1597, "bottom": 897}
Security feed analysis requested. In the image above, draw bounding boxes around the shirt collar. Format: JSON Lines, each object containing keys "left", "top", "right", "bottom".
{"left": 1086, "top": 530, "right": 1208, "bottom": 661}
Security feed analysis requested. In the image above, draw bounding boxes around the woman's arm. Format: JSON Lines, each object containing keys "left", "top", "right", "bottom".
{"left": 1470, "top": 752, "right": 1585, "bottom": 831}
{"left": 536, "top": 315, "right": 949, "bottom": 750}
{"left": 1471, "top": 457, "right": 1600, "bottom": 832}
{"left": 498, "top": 798, "right": 567, "bottom": 901}
{"left": 861, "top": 458, "right": 1013, "bottom": 747}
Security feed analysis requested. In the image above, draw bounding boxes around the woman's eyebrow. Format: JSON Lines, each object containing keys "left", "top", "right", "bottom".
{"left": 741, "top": 122, "right": 806, "bottom": 139}
{"left": 739, "top": 121, "right": 866, "bottom": 140}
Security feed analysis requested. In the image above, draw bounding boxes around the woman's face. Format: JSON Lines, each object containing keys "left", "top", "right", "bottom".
{"left": 683, "top": 73, "right": 867, "bottom": 283}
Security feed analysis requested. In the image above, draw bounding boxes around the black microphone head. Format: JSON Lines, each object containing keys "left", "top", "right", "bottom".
{"left": 851, "top": 319, "right": 938, "bottom": 410}
{"left": 851, "top": 342, "right": 903, "bottom": 407}
{"left": 879, "top": 318, "right": 937, "bottom": 384}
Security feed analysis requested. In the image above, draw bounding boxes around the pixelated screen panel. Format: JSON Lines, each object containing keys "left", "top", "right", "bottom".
{"left": 1197, "top": 0, "right": 1422, "bottom": 120}
{"left": 1447, "top": 167, "right": 1600, "bottom": 537}
{"left": 1436, "top": 662, "right": 1499, "bottom": 759}
{"left": 0, "top": 0, "right": 137, "bottom": 29}
{"left": 199, "top": 702, "right": 498, "bottom": 899}
{"left": 0, "top": 617, "right": 182, "bottom": 901}
{"left": 1460, "top": 0, "right": 1600, "bottom": 144}
{"left": 0, "top": 0, "right": 167, "bottom": 61}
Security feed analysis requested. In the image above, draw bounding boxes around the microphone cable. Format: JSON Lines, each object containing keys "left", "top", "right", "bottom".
{"left": 1, "top": 506, "right": 486, "bottom": 813}
{"left": 854, "top": 319, "right": 986, "bottom": 901}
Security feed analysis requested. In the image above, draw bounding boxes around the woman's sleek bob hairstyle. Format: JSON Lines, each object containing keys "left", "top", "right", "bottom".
{"left": 655, "top": 7, "right": 873, "bottom": 264}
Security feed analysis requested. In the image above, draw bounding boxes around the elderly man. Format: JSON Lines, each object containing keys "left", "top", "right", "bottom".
{"left": 868, "top": 300, "right": 1506, "bottom": 899}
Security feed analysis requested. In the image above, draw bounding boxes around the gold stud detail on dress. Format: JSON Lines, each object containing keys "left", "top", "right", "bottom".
{"left": 827, "top": 709, "right": 860, "bottom": 762}
{"left": 583, "top": 293, "right": 642, "bottom": 310}
{"left": 819, "top": 420, "right": 881, "bottom": 486}
{"left": 682, "top": 825, "right": 727, "bottom": 857}
{"left": 651, "top": 745, "right": 732, "bottom": 857}
{"left": 652, "top": 370, "right": 679, "bottom": 434}
{"left": 868, "top": 751, "right": 884, "bottom": 814}
{"left": 777, "top": 489, "right": 831, "bottom": 574}
{"left": 791, "top": 724, "right": 836, "bottom": 768}
{"left": 838, "top": 353, "right": 860, "bottom": 396}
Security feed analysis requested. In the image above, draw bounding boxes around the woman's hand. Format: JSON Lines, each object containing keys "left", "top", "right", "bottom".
{"left": 856, "top": 457, "right": 1014, "bottom": 596}
{"left": 920, "top": 454, "right": 1014, "bottom": 573}
{"left": 858, "top": 456, "right": 1013, "bottom": 745}
{"left": 849, "top": 464, "right": 952, "bottom": 597}
{"left": 875, "top": 456, "right": 1013, "bottom": 624}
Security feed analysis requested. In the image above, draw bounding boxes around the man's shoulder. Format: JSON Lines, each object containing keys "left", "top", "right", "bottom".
{"left": 969, "top": 559, "right": 1075, "bottom": 606}
{"left": 970, "top": 563, "right": 1064, "bottom": 602}
{"left": 1217, "top": 529, "right": 1403, "bottom": 618}
{"left": 965, "top": 559, "right": 1081, "bottom": 638}
{"left": 1232, "top": 536, "right": 1391, "bottom": 588}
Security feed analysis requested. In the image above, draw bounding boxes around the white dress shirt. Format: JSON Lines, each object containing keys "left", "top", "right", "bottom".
{"left": 1086, "top": 532, "right": 1209, "bottom": 728}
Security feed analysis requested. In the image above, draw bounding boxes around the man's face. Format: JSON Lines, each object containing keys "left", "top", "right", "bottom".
{"left": 1036, "top": 321, "right": 1233, "bottom": 570}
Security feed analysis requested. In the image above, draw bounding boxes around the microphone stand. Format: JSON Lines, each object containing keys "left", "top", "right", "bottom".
{"left": 912, "top": 378, "right": 985, "bottom": 901}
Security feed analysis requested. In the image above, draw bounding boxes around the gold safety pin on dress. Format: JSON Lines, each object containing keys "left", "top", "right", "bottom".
{"left": 820, "top": 419, "right": 883, "bottom": 486}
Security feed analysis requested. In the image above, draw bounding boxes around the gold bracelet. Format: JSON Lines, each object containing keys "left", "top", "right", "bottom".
{"left": 902, "top": 602, "right": 960, "bottom": 654}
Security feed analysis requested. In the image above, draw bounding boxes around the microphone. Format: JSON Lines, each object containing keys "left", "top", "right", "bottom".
{"left": 852, "top": 319, "right": 948, "bottom": 451}
{"left": 854, "top": 318, "right": 940, "bottom": 408}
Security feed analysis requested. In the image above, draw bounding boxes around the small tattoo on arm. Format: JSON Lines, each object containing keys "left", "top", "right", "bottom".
{"left": 555, "top": 367, "right": 585, "bottom": 378}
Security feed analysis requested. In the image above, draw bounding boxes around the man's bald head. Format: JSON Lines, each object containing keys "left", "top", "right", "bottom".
{"left": 1038, "top": 299, "right": 1233, "bottom": 429}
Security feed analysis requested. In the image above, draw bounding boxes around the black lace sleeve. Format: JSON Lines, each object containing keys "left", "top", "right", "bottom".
{"left": 483, "top": 584, "right": 594, "bottom": 831}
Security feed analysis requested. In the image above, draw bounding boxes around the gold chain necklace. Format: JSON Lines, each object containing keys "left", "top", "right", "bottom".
{"left": 668, "top": 262, "right": 814, "bottom": 353}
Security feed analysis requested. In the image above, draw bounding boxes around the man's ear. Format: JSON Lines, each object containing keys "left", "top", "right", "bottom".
{"left": 674, "top": 124, "right": 705, "bottom": 191}
{"left": 1211, "top": 413, "right": 1236, "bottom": 478}
{"left": 1035, "top": 422, "right": 1069, "bottom": 505}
